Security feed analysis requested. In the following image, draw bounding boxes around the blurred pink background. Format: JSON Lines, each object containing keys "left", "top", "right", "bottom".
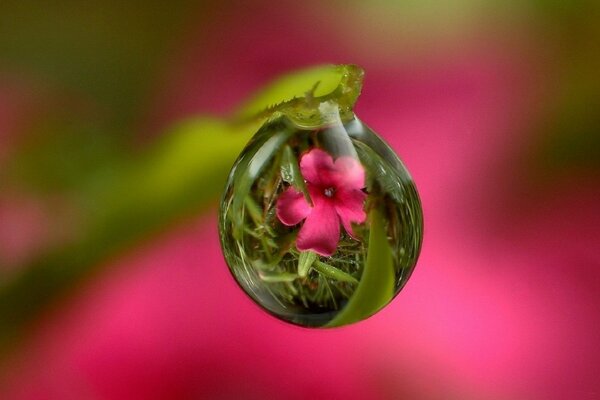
{"left": 1, "top": 1, "right": 599, "bottom": 399}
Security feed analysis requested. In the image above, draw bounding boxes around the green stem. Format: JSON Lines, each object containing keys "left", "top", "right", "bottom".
{"left": 312, "top": 261, "right": 359, "bottom": 285}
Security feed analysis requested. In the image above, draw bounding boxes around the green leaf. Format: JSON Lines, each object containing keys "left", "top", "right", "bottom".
{"left": 0, "top": 64, "right": 364, "bottom": 356}
{"left": 354, "top": 140, "right": 404, "bottom": 202}
{"left": 0, "top": 117, "right": 258, "bottom": 353}
{"left": 244, "top": 196, "right": 265, "bottom": 226}
{"left": 298, "top": 251, "right": 317, "bottom": 278}
{"left": 230, "top": 124, "right": 295, "bottom": 240}
{"left": 281, "top": 145, "right": 312, "bottom": 204}
{"left": 236, "top": 64, "right": 362, "bottom": 120}
{"left": 313, "top": 260, "right": 359, "bottom": 285}
{"left": 237, "top": 64, "right": 364, "bottom": 129}
{"left": 326, "top": 209, "right": 396, "bottom": 327}
{"left": 259, "top": 272, "right": 299, "bottom": 283}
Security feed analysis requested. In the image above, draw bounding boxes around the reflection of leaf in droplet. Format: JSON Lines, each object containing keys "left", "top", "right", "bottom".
{"left": 230, "top": 124, "right": 295, "bottom": 240}
{"left": 298, "top": 251, "right": 317, "bottom": 277}
{"left": 313, "top": 260, "right": 359, "bottom": 284}
{"left": 259, "top": 272, "right": 299, "bottom": 283}
{"left": 354, "top": 140, "right": 404, "bottom": 203}
{"left": 281, "top": 145, "right": 312, "bottom": 205}
{"left": 326, "top": 208, "right": 395, "bottom": 327}
{"left": 244, "top": 196, "right": 264, "bottom": 227}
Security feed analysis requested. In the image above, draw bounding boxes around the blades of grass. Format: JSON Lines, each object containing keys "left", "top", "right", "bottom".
{"left": 353, "top": 140, "right": 404, "bottom": 203}
{"left": 285, "top": 282, "right": 298, "bottom": 296}
{"left": 259, "top": 272, "right": 299, "bottom": 283}
{"left": 263, "top": 175, "right": 282, "bottom": 216}
{"left": 297, "top": 251, "right": 317, "bottom": 278}
{"left": 313, "top": 260, "right": 359, "bottom": 285}
{"left": 244, "top": 227, "right": 262, "bottom": 239}
{"left": 244, "top": 196, "right": 264, "bottom": 226}
{"left": 263, "top": 284, "right": 287, "bottom": 309}
{"left": 326, "top": 209, "right": 395, "bottom": 327}
{"left": 260, "top": 237, "right": 273, "bottom": 262}
{"left": 230, "top": 123, "right": 295, "bottom": 240}
{"left": 322, "top": 277, "right": 338, "bottom": 310}
{"left": 281, "top": 145, "right": 312, "bottom": 205}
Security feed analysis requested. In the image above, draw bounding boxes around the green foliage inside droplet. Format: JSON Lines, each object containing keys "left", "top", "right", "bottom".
{"left": 281, "top": 145, "right": 312, "bottom": 205}
{"left": 220, "top": 121, "right": 367, "bottom": 321}
{"left": 219, "top": 115, "right": 423, "bottom": 328}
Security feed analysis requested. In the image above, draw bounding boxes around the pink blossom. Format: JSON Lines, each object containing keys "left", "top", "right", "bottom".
{"left": 276, "top": 148, "right": 367, "bottom": 256}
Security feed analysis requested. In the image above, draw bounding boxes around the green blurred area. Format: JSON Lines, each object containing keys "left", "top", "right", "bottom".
{"left": 532, "top": 0, "right": 600, "bottom": 174}
{"left": 0, "top": 0, "right": 202, "bottom": 198}
{"left": 0, "top": 0, "right": 196, "bottom": 124}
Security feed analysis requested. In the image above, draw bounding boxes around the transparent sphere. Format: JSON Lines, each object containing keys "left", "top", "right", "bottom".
{"left": 219, "top": 114, "right": 423, "bottom": 327}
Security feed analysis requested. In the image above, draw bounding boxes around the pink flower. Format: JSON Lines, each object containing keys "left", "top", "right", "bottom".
{"left": 276, "top": 148, "right": 367, "bottom": 256}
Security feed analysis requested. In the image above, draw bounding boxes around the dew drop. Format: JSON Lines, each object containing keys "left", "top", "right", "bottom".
{"left": 219, "top": 112, "right": 423, "bottom": 328}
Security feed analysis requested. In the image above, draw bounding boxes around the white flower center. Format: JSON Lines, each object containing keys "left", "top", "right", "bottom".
{"left": 323, "top": 187, "right": 335, "bottom": 198}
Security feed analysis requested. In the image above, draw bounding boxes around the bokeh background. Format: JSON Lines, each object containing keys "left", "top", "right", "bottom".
{"left": 1, "top": 1, "right": 599, "bottom": 399}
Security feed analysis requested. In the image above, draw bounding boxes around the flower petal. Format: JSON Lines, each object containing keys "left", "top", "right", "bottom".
{"left": 296, "top": 198, "right": 340, "bottom": 257}
{"left": 299, "top": 148, "right": 336, "bottom": 187}
{"left": 335, "top": 188, "right": 367, "bottom": 238}
{"left": 300, "top": 149, "right": 365, "bottom": 191}
{"left": 276, "top": 187, "right": 311, "bottom": 226}
{"left": 333, "top": 156, "right": 365, "bottom": 189}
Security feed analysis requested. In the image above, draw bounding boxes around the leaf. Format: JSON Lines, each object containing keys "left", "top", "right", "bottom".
{"left": 326, "top": 209, "right": 396, "bottom": 327}
{"left": 297, "top": 251, "right": 317, "bottom": 278}
{"left": 259, "top": 272, "right": 299, "bottom": 283}
{"left": 236, "top": 65, "right": 361, "bottom": 120}
{"left": 280, "top": 145, "right": 312, "bottom": 204}
{"left": 0, "top": 117, "right": 257, "bottom": 354}
{"left": 313, "top": 261, "right": 359, "bottom": 285}
{"left": 0, "top": 64, "right": 363, "bottom": 355}
{"left": 344, "top": 117, "right": 419, "bottom": 206}
{"left": 229, "top": 124, "right": 295, "bottom": 240}
{"left": 237, "top": 64, "right": 364, "bottom": 129}
{"left": 244, "top": 196, "right": 265, "bottom": 226}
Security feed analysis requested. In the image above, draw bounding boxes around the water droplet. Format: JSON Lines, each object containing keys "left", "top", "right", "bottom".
{"left": 219, "top": 111, "right": 423, "bottom": 328}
